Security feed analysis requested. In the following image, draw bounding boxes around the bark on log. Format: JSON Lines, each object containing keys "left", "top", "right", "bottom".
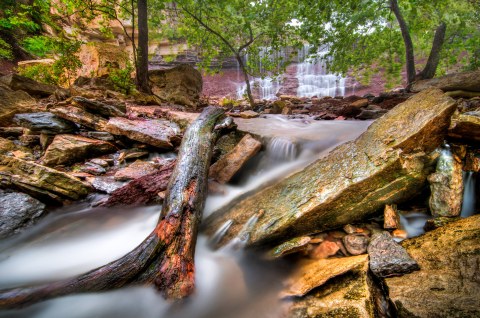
{"left": 0, "top": 106, "right": 226, "bottom": 308}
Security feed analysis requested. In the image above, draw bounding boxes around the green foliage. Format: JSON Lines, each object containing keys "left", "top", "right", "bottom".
{"left": 22, "top": 36, "right": 54, "bottom": 57}
{"left": 108, "top": 62, "right": 135, "bottom": 95}
{"left": 18, "top": 63, "right": 59, "bottom": 85}
{"left": 0, "top": 38, "right": 13, "bottom": 59}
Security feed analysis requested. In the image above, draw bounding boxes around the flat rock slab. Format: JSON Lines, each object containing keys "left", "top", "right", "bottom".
{"left": 281, "top": 254, "right": 369, "bottom": 298}
{"left": 209, "top": 134, "right": 261, "bottom": 183}
{"left": 0, "top": 88, "right": 42, "bottom": 126}
{"left": 385, "top": 215, "right": 480, "bottom": 317}
{"left": 13, "top": 112, "right": 77, "bottom": 134}
{"left": 72, "top": 96, "right": 126, "bottom": 118}
{"left": 367, "top": 231, "right": 419, "bottom": 278}
{"left": 0, "top": 155, "right": 91, "bottom": 202}
{"left": 204, "top": 88, "right": 457, "bottom": 247}
{"left": 411, "top": 70, "right": 480, "bottom": 93}
{"left": 114, "top": 160, "right": 159, "bottom": 181}
{"left": 448, "top": 110, "right": 480, "bottom": 142}
{"left": 105, "top": 117, "right": 181, "bottom": 149}
{"left": 42, "top": 135, "right": 117, "bottom": 166}
{"left": 0, "top": 189, "right": 46, "bottom": 239}
{"left": 51, "top": 106, "right": 108, "bottom": 131}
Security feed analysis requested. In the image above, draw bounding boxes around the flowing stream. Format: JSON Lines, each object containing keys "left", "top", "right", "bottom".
{"left": 0, "top": 118, "right": 372, "bottom": 318}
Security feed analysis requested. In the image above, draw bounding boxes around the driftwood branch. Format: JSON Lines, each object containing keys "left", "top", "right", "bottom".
{"left": 0, "top": 106, "right": 226, "bottom": 308}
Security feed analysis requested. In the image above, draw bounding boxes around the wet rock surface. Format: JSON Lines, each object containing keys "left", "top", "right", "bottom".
{"left": 386, "top": 215, "right": 480, "bottom": 317}
{"left": 13, "top": 112, "right": 77, "bottom": 134}
{"left": 0, "top": 189, "right": 46, "bottom": 238}
{"left": 368, "top": 231, "right": 419, "bottom": 278}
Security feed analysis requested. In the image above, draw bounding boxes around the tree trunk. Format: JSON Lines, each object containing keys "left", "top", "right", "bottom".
{"left": 389, "top": 0, "right": 416, "bottom": 88}
{"left": 136, "top": 0, "right": 151, "bottom": 93}
{"left": 417, "top": 22, "right": 447, "bottom": 80}
{"left": 0, "top": 106, "right": 226, "bottom": 309}
{"left": 236, "top": 54, "right": 255, "bottom": 107}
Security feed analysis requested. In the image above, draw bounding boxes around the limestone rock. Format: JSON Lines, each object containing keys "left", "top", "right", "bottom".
{"left": 72, "top": 96, "right": 126, "bottom": 118}
{"left": 343, "top": 234, "right": 369, "bottom": 255}
{"left": 268, "top": 236, "right": 311, "bottom": 259}
{"left": 209, "top": 134, "right": 261, "bottom": 183}
{"left": 105, "top": 117, "right": 181, "bottom": 149}
{"left": 114, "top": 160, "right": 158, "bottom": 181}
{"left": 284, "top": 255, "right": 374, "bottom": 318}
{"left": 149, "top": 65, "right": 202, "bottom": 108}
{"left": 412, "top": 70, "right": 480, "bottom": 93}
{"left": 229, "top": 110, "right": 260, "bottom": 119}
{"left": 386, "top": 215, "right": 480, "bottom": 317}
{"left": 368, "top": 231, "right": 419, "bottom": 278}
{"left": 384, "top": 204, "right": 400, "bottom": 230}
{"left": 448, "top": 110, "right": 480, "bottom": 142}
{"left": 88, "top": 176, "right": 126, "bottom": 194}
{"left": 0, "top": 127, "right": 24, "bottom": 138}
{"left": 0, "top": 87, "right": 41, "bottom": 126}
{"left": 0, "top": 155, "right": 91, "bottom": 202}
{"left": 0, "top": 73, "right": 56, "bottom": 97}
{"left": 77, "top": 42, "right": 129, "bottom": 78}
{"left": 350, "top": 98, "right": 369, "bottom": 108}
{"left": 51, "top": 106, "right": 108, "bottom": 131}
{"left": 42, "top": 135, "right": 117, "bottom": 166}
{"left": 13, "top": 112, "right": 77, "bottom": 134}
{"left": 0, "top": 189, "right": 46, "bottom": 238}
{"left": 205, "top": 88, "right": 457, "bottom": 247}
{"left": 0, "top": 137, "right": 17, "bottom": 154}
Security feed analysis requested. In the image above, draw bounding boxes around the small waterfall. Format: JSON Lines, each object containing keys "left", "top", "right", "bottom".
{"left": 266, "top": 137, "right": 298, "bottom": 162}
{"left": 236, "top": 77, "right": 281, "bottom": 100}
{"left": 209, "top": 219, "right": 233, "bottom": 247}
{"left": 461, "top": 171, "right": 476, "bottom": 217}
{"left": 221, "top": 214, "right": 260, "bottom": 251}
{"left": 398, "top": 212, "right": 431, "bottom": 239}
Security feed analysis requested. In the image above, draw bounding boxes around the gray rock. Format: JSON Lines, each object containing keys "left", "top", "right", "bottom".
{"left": 13, "top": 112, "right": 77, "bottom": 134}
{"left": 72, "top": 96, "right": 126, "bottom": 118}
{"left": 0, "top": 190, "right": 46, "bottom": 238}
{"left": 343, "top": 234, "right": 369, "bottom": 255}
{"left": 367, "top": 231, "right": 419, "bottom": 278}
{"left": 90, "top": 176, "right": 127, "bottom": 194}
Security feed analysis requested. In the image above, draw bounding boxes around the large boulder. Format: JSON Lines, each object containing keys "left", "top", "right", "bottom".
{"left": 149, "top": 64, "right": 203, "bottom": 108}
{"left": 385, "top": 215, "right": 480, "bottom": 317}
{"left": 0, "top": 86, "right": 42, "bottom": 126}
{"left": 0, "top": 155, "right": 91, "bottom": 202}
{"left": 0, "top": 189, "right": 46, "bottom": 239}
{"left": 42, "top": 135, "right": 117, "bottom": 166}
{"left": 204, "top": 88, "right": 457, "bottom": 247}
{"left": 411, "top": 70, "right": 480, "bottom": 93}
{"left": 0, "top": 73, "right": 57, "bottom": 97}
{"left": 13, "top": 112, "right": 77, "bottom": 134}
{"left": 77, "top": 42, "right": 129, "bottom": 78}
{"left": 105, "top": 117, "right": 181, "bottom": 149}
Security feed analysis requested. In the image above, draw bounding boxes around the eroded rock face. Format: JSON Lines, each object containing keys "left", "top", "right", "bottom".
{"left": 0, "top": 73, "right": 56, "bottom": 97}
{"left": 0, "top": 155, "right": 91, "bottom": 202}
{"left": 411, "top": 70, "right": 480, "bottom": 93}
{"left": 204, "top": 88, "right": 457, "bottom": 247}
{"left": 105, "top": 117, "right": 181, "bottom": 149}
{"left": 448, "top": 110, "right": 480, "bottom": 142}
{"left": 385, "top": 215, "right": 480, "bottom": 318}
{"left": 0, "top": 189, "right": 46, "bottom": 239}
{"left": 0, "top": 87, "right": 41, "bottom": 126}
{"left": 149, "top": 65, "right": 203, "bottom": 108}
{"left": 13, "top": 112, "right": 77, "bottom": 134}
{"left": 42, "top": 135, "right": 117, "bottom": 166}
{"left": 209, "top": 134, "right": 262, "bottom": 184}
{"left": 51, "top": 106, "right": 108, "bottom": 131}
{"left": 77, "top": 42, "right": 129, "bottom": 78}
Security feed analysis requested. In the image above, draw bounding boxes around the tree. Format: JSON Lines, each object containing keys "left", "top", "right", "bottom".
{"left": 136, "top": 0, "right": 150, "bottom": 93}
{"left": 296, "top": 0, "right": 480, "bottom": 89}
{"left": 167, "top": 0, "right": 299, "bottom": 106}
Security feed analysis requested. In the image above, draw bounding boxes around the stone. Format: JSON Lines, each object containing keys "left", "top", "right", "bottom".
{"left": 368, "top": 231, "right": 419, "bottom": 278}
{"left": 114, "top": 160, "right": 159, "bottom": 181}
{"left": 39, "top": 133, "right": 55, "bottom": 150}
{"left": 0, "top": 73, "right": 56, "bottom": 97}
{"left": 0, "top": 189, "right": 46, "bottom": 239}
{"left": 281, "top": 107, "right": 293, "bottom": 115}
{"left": 105, "top": 117, "right": 181, "bottom": 149}
{"left": 50, "top": 106, "right": 108, "bottom": 131}
{"left": 268, "top": 236, "right": 311, "bottom": 259}
{"left": 284, "top": 255, "right": 374, "bottom": 318}
{"left": 0, "top": 155, "right": 91, "bottom": 202}
{"left": 343, "top": 234, "right": 369, "bottom": 255}
{"left": 72, "top": 96, "right": 126, "bottom": 118}
{"left": 428, "top": 147, "right": 464, "bottom": 217}
{"left": 0, "top": 87, "right": 42, "bottom": 126}
{"left": 229, "top": 110, "right": 260, "bottom": 119}
{"left": 270, "top": 100, "right": 287, "bottom": 114}
{"left": 42, "top": 135, "right": 117, "bottom": 167}
{"left": 385, "top": 215, "right": 480, "bottom": 317}
{"left": 209, "top": 134, "right": 262, "bottom": 184}
{"left": 383, "top": 204, "right": 400, "bottom": 229}
{"left": 13, "top": 112, "right": 77, "bottom": 134}
{"left": 465, "top": 149, "right": 480, "bottom": 172}
{"left": 149, "top": 64, "right": 203, "bottom": 108}
{"left": 0, "top": 137, "right": 16, "bottom": 154}
{"left": 88, "top": 176, "right": 126, "bottom": 194}
{"left": 77, "top": 42, "right": 130, "bottom": 78}
{"left": 79, "top": 162, "right": 107, "bottom": 176}
{"left": 89, "top": 158, "right": 110, "bottom": 167}
{"left": 355, "top": 108, "right": 387, "bottom": 120}
{"left": 309, "top": 240, "right": 340, "bottom": 259}
{"left": 448, "top": 110, "right": 480, "bottom": 142}
{"left": 350, "top": 98, "right": 369, "bottom": 108}
{"left": 0, "top": 127, "right": 24, "bottom": 138}
{"left": 205, "top": 88, "right": 457, "bottom": 247}
{"left": 411, "top": 70, "right": 480, "bottom": 93}
{"left": 81, "top": 131, "right": 115, "bottom": 141}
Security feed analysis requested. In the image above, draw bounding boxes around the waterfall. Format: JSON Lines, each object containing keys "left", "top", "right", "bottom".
{"left": 266, "top": 137, "right": 298, "bottom": 162}
{"left": 461, "top": 171, "right": 477, "bottom": 217}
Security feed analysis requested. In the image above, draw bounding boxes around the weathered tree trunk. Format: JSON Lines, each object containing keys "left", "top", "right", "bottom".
{"left": 417, "top": 22, "right": 447, "bottom": 80}
{"left": 236, "top": 54, "right": 255, "bottom": 108}
{"left": 390, "top": 0, "right": 416, "bottom": 88}
{"left": 136, "top": 0, "right": 151, "bottom": 93}
{"left": 0, "top": 106, "right": 226, "bottom": 309}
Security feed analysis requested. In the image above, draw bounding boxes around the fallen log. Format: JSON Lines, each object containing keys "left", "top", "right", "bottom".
{"left": 0, "top": 106, "right": 226, "bottom": 308}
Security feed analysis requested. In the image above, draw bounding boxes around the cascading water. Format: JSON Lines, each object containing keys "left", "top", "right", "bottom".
{"left": 461, "top": 171, "right": 477, "bottom": 217}
{"left": 296, "top": 61, "right": 346, "bottom": 98}
{"left": 0, "top": 117, "right": 372, "bottom": 318}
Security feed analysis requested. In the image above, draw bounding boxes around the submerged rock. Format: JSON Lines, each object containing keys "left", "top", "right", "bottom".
{"left": 386, "top": 215, "right": 480, "bottom": 317}
{"left": 0, "top": 189, "right": 46, "bottom": 238}
{"left": 13, "top": 112, "right": 77, "bottom": 134}
{"left": 368, "top": 231, "right": 419, "bottom": 278}
{"left": 42, "top": 135, "right": 117, "bottom": 167}
{"left": 204, "top": 88, "right": 457, "bottom": 247}
{"left": 105, "top": 117, "right": 181, "bottom": 149}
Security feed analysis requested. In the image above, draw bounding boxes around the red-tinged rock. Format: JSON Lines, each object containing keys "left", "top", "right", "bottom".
{"left": 309, "top": 240, "right": 340, "bottom": 259}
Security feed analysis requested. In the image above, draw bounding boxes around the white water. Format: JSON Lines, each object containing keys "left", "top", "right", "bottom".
{"left": 461, "top": 171, "right": 477, "bottom": 217}
{"left": 296, "top": 61, "right": 346, "bottom": 98}
{"left": 0, "top": 118, "right": 371, "bottom": 318}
